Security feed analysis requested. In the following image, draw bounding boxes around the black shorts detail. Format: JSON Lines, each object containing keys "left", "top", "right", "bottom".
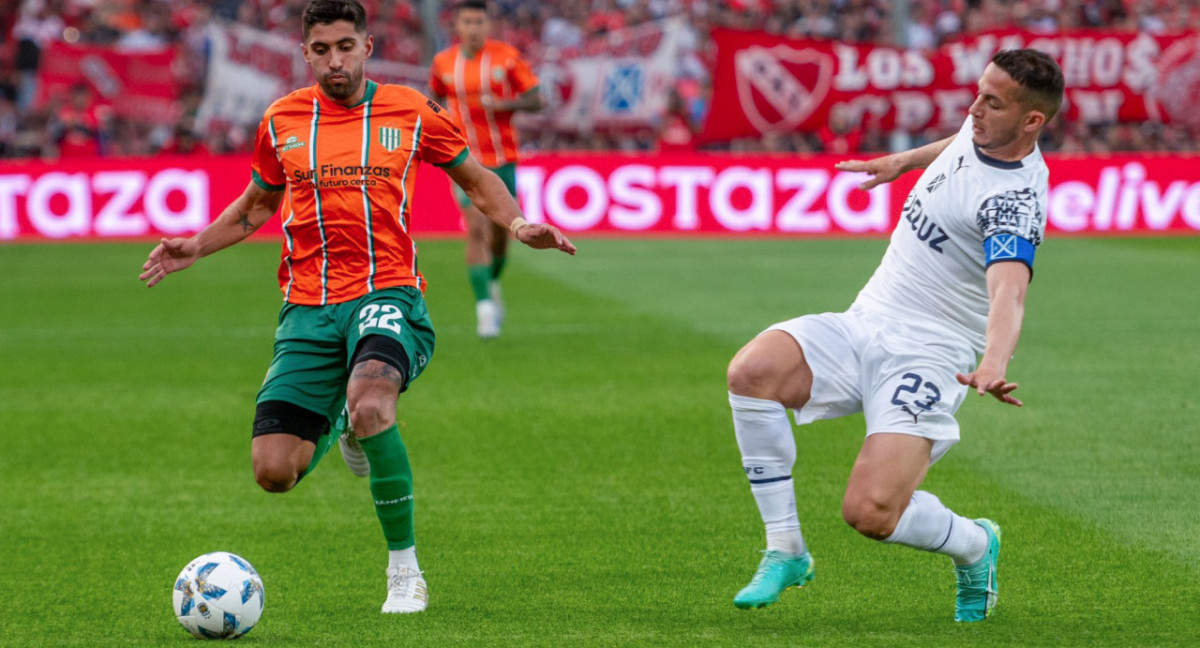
{"left": 253, "top": 400, "right": 329, "bottom": 444}
{"left": 352, "top": 334, "right": 410, "bottom": 390}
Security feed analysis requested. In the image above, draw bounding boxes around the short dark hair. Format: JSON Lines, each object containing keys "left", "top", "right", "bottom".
{"left": 991, "top": 49, "right": 1065, "bottom": 122}
{"left": 455, "top": 1, "right": 488, "bottom": 12}
{"left": 302, "top": 0, "right": 368, "bottom": 40}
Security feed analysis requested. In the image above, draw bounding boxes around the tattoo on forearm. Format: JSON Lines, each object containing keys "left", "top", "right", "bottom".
{"left": 237, "top": 212, "right": 252, "bottom": 233}
{"left": 351, "top": 360, "right": 404, "bottom": 387}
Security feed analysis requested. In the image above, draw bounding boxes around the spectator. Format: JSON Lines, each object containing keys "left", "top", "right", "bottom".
{"left": 159, "top": 124, "right": 209, "bottom": 155}
{"left": 49, "top": 82, "right": 103, "bottom": 157}
{"left": 1, "top": 0, "right": 1198, "bottom": 157}
{"left": 12, "top": 0, "right": 63, "bottom": 110}
{"left": 116, "top": 1, "right": 172, "bottom": 50}
{"left": 0, "top": 97, "right": 18, "bottom": 156}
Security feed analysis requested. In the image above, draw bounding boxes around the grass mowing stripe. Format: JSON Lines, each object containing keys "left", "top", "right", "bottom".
{"left": 0, "top": 241, "right": 1196, "bottom": 646}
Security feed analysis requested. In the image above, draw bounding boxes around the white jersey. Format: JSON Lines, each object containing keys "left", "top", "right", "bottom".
{"left": 852, "top": 117, "right": 1049, "bottom": 354}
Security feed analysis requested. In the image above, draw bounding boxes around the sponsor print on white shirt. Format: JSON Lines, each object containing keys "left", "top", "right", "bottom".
{"left": 853, "top": 116, "right": 1049, "bottom": 354}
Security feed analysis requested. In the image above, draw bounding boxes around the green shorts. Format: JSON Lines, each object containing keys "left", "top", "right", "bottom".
{"left": 454, "top": 162, "right": 517, "bottom": 209}
{"left": 256, "top": 286, "right": 435, "bottom": 422}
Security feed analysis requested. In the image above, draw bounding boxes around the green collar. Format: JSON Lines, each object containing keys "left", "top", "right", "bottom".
{"left": 347, "top": 79, "right": 378, "bottom": 108}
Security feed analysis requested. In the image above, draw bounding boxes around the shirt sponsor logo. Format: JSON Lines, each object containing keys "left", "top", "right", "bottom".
{"left": 293, "top": 164, "right": 393, "bottom": 185}
{"left": 280, "top": 135, "right": 305, "bottom": 153}
{"left": 901, "top": 194, "right": 950, "bottom": 253}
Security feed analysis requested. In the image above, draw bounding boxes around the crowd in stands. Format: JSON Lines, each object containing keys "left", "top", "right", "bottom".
{"left": 1, "top": 0, "right": 1198, "bottom": 159}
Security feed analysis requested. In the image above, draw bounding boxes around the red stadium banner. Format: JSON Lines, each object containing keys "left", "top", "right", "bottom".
{"left": 36, "top": 42, "right": 182, "bottom": 125}
{"left": 2, "top": 153, "right": 1199, "bottom": 241}
{"left": 702, "top": 29, "right": 1200, "bottom": 142}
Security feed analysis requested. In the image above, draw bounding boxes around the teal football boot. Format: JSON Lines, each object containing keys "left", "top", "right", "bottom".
{"left": 954, "top": 519, "right": 1001, "bottom": 622}
{"left": 733, "top": 550, "right": 814, "bottom": 609}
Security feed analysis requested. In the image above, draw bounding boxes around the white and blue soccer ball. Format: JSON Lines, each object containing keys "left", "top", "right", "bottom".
{"left": 173, "top": 552, "right": 265, "bottom": 640}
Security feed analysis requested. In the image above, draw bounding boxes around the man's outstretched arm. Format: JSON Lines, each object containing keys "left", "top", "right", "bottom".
{"left": 834, "top": 135, "right": 956, "bottom": 190}
{"left": 140, "top": 181, "right": 284, "bottom": 287}
{"left": 444, "top": 155, "right": 576, "bottom": 255}
{"left": 484, "top": 87, "right": 543, "bottom": 113}
{"left": 956, "top": 261, "right": 1031, "bottom": 406}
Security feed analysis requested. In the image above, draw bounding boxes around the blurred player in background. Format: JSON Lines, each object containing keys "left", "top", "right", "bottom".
{"left": 726, "top": 50, "right": 1064, "bottom": 621}
{"left": 430, "top": 0, "right": 542, "bottom": 339}
{"left": 140, "top": 0, "right": 574, "bottom": 615}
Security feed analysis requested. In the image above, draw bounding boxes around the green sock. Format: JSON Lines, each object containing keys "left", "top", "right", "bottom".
{"left": 468, "top": 264, "right": 491, "bottom": 301}
{"left": 358, "top": 425, "right": 415, "bottom": 550}
{"left": 297, "top": 430, "right": 338, "bottom": 483}
{"left": 490, "top": 255, "right": 507, "bottom": 281}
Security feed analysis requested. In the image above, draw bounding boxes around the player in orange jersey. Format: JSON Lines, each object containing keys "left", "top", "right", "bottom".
{"left": 430, "top": 0, "right": 543, "bottom": 338}
{"left": 139, "top": 0, "right": 574, "bottom": 615}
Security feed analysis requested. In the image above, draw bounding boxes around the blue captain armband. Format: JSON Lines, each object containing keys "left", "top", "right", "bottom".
{"left": 983, "top": 232, "right": 1036, "bottom": 269}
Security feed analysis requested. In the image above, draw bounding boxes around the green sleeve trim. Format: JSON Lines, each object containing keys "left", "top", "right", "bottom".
{"left": 252, "top": 169, "right": 286, "bottom": 192}
{"left": 435, "top": 147, "right": 470, "bottom": 169}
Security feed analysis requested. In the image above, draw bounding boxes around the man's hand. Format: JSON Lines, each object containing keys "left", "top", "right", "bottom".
{"left": 834, "top": 135, "right": 954, "bottom": 190}
{"left": 955, "top": 369, "right": 1022, "bottom": 407}
{"left": 478, "top": 94, "right": 506, "bottom": 112}
{"left": 514, "top": 222, "right": 576, "bottom": 255}
{"left": 834, "top": 156, "right": 908, "bottom": 191}
{"left": 139, "top": 237, "right": 200, "bottom": 287}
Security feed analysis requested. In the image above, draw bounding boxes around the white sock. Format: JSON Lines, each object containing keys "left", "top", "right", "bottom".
{"left": 388, "top": 547, "right": 420, "bottom": 572}
{"left": 884, "top": 490, "right": 988, "bottom": 565}
{"left": 730, "top": 393, "right": 807, "bottom": 556}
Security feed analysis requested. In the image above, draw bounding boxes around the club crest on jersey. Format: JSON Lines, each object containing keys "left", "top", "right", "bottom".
{"left": 925, "top": 173, "right": 946, "bottom": 193}
{"left": 378, "top": 126, "right": 403, "bottom": 152}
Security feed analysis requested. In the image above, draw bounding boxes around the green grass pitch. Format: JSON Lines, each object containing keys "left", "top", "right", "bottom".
{"left": 1, "top": 236, "right": 1198, "bottom": 647}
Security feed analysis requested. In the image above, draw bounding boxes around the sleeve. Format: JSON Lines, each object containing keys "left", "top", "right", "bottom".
{"left": 507, "top": 50, "right": 540, "bottom": 95}
{"left": 251, "top": 114, "right": 286, "bottom": 192}
{"left": 428, "top": 57, "right": 447, "bottom": 99}
{"left": 415, "top": 92, "right": 470, "bottom": 169}
{"left": 975, "top": 187, "right": 1045, "bottom": 269}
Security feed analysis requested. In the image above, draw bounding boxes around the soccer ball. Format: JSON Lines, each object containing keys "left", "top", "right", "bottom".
{"left": 172, "top": 552, "right": 265, "bottom": 639}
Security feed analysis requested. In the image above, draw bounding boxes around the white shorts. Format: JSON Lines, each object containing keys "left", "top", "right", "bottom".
{"left": 766, "top": 305, "right": 976, "bottom": 463}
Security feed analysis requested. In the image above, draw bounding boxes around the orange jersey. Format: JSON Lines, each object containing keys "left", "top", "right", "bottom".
{"left": 429, "top": 40, "right": 539, "bottom": 168}
{"left": 251, "top": 81, "right": 469, "bottom": 305}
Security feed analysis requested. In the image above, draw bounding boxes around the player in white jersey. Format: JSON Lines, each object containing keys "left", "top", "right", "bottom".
{"left": 726, "top": 50, "right": 1064, "bottom": 622}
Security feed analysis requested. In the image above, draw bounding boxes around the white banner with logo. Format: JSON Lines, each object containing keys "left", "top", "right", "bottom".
{"left": 538, "top": 18, "right": 686, "bottom": 131}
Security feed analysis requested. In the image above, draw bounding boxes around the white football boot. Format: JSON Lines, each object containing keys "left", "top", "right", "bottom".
{"left": 335, "top": 407, "right": 370, "bottom": 477}
{"left": 338, "top": 432, "right": 370, "bottom": 477}
{"left": 382, "top": 567, "right": 428, "bottom": 614}
{"left": 489, "top": 280, "right": 505, "bottom": 325}
{"left": 476, "top": 299, "right": 501, "bottom": 339}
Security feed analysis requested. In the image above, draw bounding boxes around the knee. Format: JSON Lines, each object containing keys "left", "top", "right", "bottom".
{"left": 253, "top": 459, "right": 299, "bottom": 493}
{"left": 348, "top": 396, "right": 395, "bottom": 436}
{"left": 842, "top": 494, "right": 901, "bottom": 540}
{"left": 727, "top": 352, "right": 774, "bottom": 397}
